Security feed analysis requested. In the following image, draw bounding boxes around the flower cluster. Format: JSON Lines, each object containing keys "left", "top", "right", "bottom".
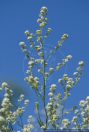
{"left": 56, "top": 55, "right": 72, "bottom": 71}
{"left": 37, "top": 7, "right": 48, "bottom": 29}
{"left": 19, "top": 42, "right": 30, "bottom": 59}
{"left": 22, "top": 116, "right": 34, "bottom": 132}
{"left": 46, "top": 84, "right": 62, "bottom": 129}
{"left": 61, "top": 96, "right": 89, "bottom": 129}
{"left": 25, "top": 75, "right": 39, "bottom": 90}
{"left": 0, "top": 82, "right": 32, "bottom": 132}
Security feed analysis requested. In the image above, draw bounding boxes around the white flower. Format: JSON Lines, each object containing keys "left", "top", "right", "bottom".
{"left": 1, "top": 97, "right": 10, "bottom": 108}
{"left": 27, "top": 36, "right": 33, "bottom": 40}
{"left": 85, "top": 106, "right": 89, "bottom": 112}
{"left": 34, "top": 77, "right": 39, "bottom": 81}
{"left": 58, "top": 79, "right": 62, "bottom": 83}
{"left": 72, "top": 116, "right": 78, "bottom": 123}
{"left": 49, "top": 67, "right": 54, "bottom": 73}
{"left": 28, "top": 76, "right": 34, "bottom": 83}
{"left": 79, "top": 100, "right": 86, "bottom": 107}
{"left": 51, "top": 84, "right": 56, "bottom": 89}
{"left": 24, "top": 30, "right": 30, "bottom": 36}
{"left": 18, "top": 94, "right": 24, "bottom": 102}
{"left": 62, "top": 119, "right": 70, "bottom": 126}
{"left": 19, "top": 42, "right": 25, "bottom": 46}
{"left": 86, "top": 96, "right": 89, "bottom": 102}
{"left": 73, "top": 72, "right": 78, "bottom": 76}
{"left": 48, "top": 92, "right": 53, "bottom": 97}
{"left": 40, "top": 22, "right": 46, "bottom": 28}
{"left": 41, "top": 7, "right": 48, "bottom": 12}
{"left": 52, "top": 114, "right": 58, "bottom": 121}
{"left": 4, "top": 93, "right": 9, "bottom": 98}
{"left": 50, "top": 84, "right": 56, "bottom": 92}
{"left": 24, "top": 100, "right": 29, "bottom": 105}
{"left": 74, "top": 109, "right": 79, "bottom": 114}
{"left": 17, "top": 107, "right": 24, "bottom": 115}
{"left": 0, "top": 108, "right": 6, "bottom": 113}
{"left": 66, "top": 55, "right": 72, "bottom": 60}
{"left": 36, "top": 30, "right": 42, "bottom": 35}
{"left": 41, "top": 125, "right": 46, "bottom": 129}
{"left": 78, "top": 61, "right": 84, "bottom": 66}
{"left": 61, "top": 34, "right": 69, "bottom": 40}
{"left": 0, "top": 116, "right": 5, "bottom": 123}
{"left": 28, "top": 115, "right": 33, "bottom": 120}
{"left": 47, "top": 28, "right": 52, "bottom": 33}
{"left": 1, "top": 82, "right": 8, "bottom": 88}
{"left": 47, "top": 102, "right": 53, "bottom": 107}
{"left": 81, "top": 111, "right": 85, "bottom": 117}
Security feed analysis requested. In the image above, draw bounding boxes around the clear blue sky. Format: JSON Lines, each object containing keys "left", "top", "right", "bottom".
{"left": 0, "top": 0, "right": 89, "bottom": 130}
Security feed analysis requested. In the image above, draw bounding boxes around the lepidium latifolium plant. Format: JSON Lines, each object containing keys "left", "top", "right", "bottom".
{"left": 0, "top": 7, "right": 89, "bottom": 132}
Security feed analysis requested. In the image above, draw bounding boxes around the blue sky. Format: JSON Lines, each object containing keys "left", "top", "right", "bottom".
{"left": 0, "top": 0, "right": 89, "bottom": 130}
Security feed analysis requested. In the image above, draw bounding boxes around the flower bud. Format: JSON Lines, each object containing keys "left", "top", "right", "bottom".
{"left": 66, "top": 55, "right": 72, "bottom": 60}
{"left": 47, "top": 28, "right": 52, "bottom": 34}
{"left": 2, "top": 82, "right": 8, "bottom": 89}
{"left": 24, "top": 100, "right": 29, "bottom": 105}
{"left": 78, "top": 61, "right": 84, "bottom": 66}
{"left": 49, "top": 68, "right": 54, "bottom": 74}
{"left": 36, "top": 30, "right": 42, "bottom": 35}
{"left": 48, "top": 92, "right": 53, "bottom": 97}
{"left": 24, "top": 30, "right": 30, "bottom": 36}
{"left": 61, "top": 34, "right": 69, "bottom": 40}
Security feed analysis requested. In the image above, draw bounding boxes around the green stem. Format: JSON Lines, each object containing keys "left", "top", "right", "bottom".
{"left": 35, "top": 90, "right": 43, "bottom": 127}
{"left": 42, "top": 42, "right": 48, "bottom": 129}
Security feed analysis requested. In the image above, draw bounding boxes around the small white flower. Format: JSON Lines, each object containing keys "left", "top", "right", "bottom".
{"left": 41, "top": 7, "right": 48, "bottom": 12}
{"left": 24, "top": 100, "right": 29, "bottom": 105}
{"left": 18, "top": 94, "right": 24, "bottom": 102}
{"left": 78, "top": 61, "right": 84, "bottom": 66}
{"left": 0, "top": 116, "right": 5, "bottom": 123}
{"left": 36, "top": 30, "right": 42, "bottom": 35}
{"left": 41, "top": 124, "right": 46, "bottom": 129}
{"left": 47, "top": 28, "right": 52, "bottom": 33}
{"left": 81, "top": 111, "right": 85, "bottom": 117}
{"left": 48, "top": 92, "right": 53, "bottom": 97}
{"left": 2, "top": 82, "right": 8, "bottom": 88}
{"left": 61, "top": 34, "right": 69, "bottom": 40}
{"left": 50, "top": 84, "right": 56, "bottom": 92}
{"left": 72, "top": 116, "right": 78, "bottom": 123}
{"left": 28, "top": 60, "right": 34, "bottom": 66}
{"left": 79, "top": 100, "right": 86, "bottom": 107}
{"left": 74, "top": 109, "right": 79, "bottom": 114}
{"left": 52, "top": 114, "right": 58, "bottom": 121}
{"left": 58, "top": 78, "right": 62, "bottom": 83}
{"left": 73, "top": 72, "right": 78, "bottom": 76}
{"left": 24, "top": 30, "right": 30, "bottom": 36}
{"left": 49, "top": 67, "right": 54, "bottom": 73}
{"left": 66, "top": 55, "right": 72, "bottom": 60}
{"left": 86, "top": 96, "right": 89, "bottom": 102}
{"left": 51, "top": 84, "right": 56, "bottom": 89}
{"left": 19, "top": 42, "right": 25, "bottom": 46}
{"left": 62, "top": 119, "right": 70, "bottom": 126}
{"left": 85, "top": 106, "right": 89, "bottom": 112}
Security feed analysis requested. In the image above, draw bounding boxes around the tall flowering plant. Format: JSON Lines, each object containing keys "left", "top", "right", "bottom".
{"left": 0, "top": 7, "right": 89, "bottom": 132}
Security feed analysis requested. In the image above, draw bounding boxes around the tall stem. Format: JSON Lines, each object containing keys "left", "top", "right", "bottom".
{"left": 42, "top": 42, "right": 48, "bottom": 129}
